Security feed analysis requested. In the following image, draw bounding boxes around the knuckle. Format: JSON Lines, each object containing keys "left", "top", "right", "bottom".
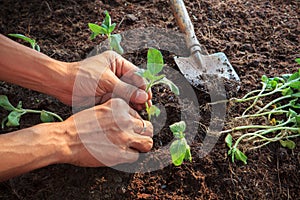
{"left": 144, "top": 138, "right": 153, "bottom": 151}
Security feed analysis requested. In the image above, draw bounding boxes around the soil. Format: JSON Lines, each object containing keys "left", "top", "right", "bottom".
{"left": 0, "top": 0, "right": 299, "bottom": 199}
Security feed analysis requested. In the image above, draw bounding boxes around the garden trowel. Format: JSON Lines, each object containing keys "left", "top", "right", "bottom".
{"left": 170, "top": 0, "right": 240, "bottom": 88}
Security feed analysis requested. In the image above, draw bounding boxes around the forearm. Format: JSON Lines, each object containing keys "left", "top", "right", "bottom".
{"left": 0, "top": 122, "right": 72, "bottom": 181}
{"left": 0, "top": 34, "right": 73, "bottom": 100}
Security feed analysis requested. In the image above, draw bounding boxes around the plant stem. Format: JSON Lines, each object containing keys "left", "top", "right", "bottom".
{"left": 17, "top": 108, "right": 63, "bottom": 122}
{"left": 232, "top": 126, "right": 299, "bottom": 150}
{"left": 255, "top": 95, "right": 291, "bottom": 114}
{"left": 235, "top": 77, "right": 300, "bottom": 103}
{"left": 242, "top": 83, "right": 267, "bottom": 116}
{"left": 235, "top": 110, "right": 288, "bottom": 119}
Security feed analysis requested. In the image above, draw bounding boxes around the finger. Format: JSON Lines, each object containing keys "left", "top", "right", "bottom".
{"left": 119, "top": 148, "right": 139, "bottom": 164}
{"left": 128, "top": 135, "right": 153, "bottom": 153}
{"left": 112, "top": 75, "right": 149, "bottom": 104}
{"left": 112, "top": 54, "right": 149, "bottom": 91}
{"left": 120, "top": 69, "right": 147, "bottom": 91}
{"left": 128, "top": 108, "right": 153, "bottom": 137}
{"left": 133, "top": 118, "right": 153, "bottom": 137}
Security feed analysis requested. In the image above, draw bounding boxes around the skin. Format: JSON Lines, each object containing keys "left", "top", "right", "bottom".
{"left": 0, "top": 34, "right": 153, "bottom": 181}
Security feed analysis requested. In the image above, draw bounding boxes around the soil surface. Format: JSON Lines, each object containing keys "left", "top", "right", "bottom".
{"left": 0, "top": 0, "right": 299, "bottom": 199}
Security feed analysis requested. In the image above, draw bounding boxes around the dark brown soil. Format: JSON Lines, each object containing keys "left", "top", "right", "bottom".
{"left": 0, "top": 0, "right": 299, "bottom": 199}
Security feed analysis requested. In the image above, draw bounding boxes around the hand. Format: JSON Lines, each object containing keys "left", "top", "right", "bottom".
{"left": 61, "top": 98, "right": 153, "bottom": 167}
{"left": 60, "top": 51, "right": 152, "bottom": 109}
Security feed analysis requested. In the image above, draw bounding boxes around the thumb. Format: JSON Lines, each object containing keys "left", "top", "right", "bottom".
{"left": 109, "top": 72, "right": 149, "bottom": 104}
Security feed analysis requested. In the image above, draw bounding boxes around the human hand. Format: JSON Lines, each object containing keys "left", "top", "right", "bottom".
{"left": 61, "top": 98, "right": 153, "bottom": 167}
{"left": 59, "top": 51, "right": 152, "bottom": 109}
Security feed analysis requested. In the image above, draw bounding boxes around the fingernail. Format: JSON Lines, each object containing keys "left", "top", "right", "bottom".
{"left": 136, "top": 89, "right": 148, "bottom": 102}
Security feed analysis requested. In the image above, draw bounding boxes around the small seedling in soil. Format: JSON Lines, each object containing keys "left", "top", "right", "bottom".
{"left": 169, "top": 121, "right": 192, "bottom": 166}
{"left": 88, "top": 11, "right": 123, "bottom": 54}
{"left": 0, "top": 95, "right": 63, "bottom": 129}
{"left": 136, "top": 48, "right": 190, "bottom": 166}
{"left": 221, "top": 64, "right": 300, "bottom": 164}
{"left": 8, "top": 33, "right": 40, "bottom": 52}
{"left": 135, "top": 48, "right": 179, "bottom": 120}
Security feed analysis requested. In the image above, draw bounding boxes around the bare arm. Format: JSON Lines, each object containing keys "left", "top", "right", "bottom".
{"left": 0, "top": 99, "right": 153, "bottom": 182}
{"left": 0, "top": 34, "right": 150, "bottom": 107}
{"left": 0, "top": 34, "right": 72, "bottom": 101}
{"left": 0, "top": 122, "right": 70, "bottom": 181}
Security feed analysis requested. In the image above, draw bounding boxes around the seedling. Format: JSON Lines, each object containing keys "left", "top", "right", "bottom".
{"left": 169, "top": 121, "right": 192, "bottom": 166}
{"left": 135, "top": 48, "right": 179, "bottom": 120}
{"left": 221, "top": 64, "right": 300, "bottom": 164}
{"left": 136, "top": 48, "right": 190, "bottom": 166}
{"left": 88, "top": 11, "right": 123, "bottom": 54}
{"left": 8, "top": 34, "right": 40, "bottom": 51}
{"left": 0, "top": 95, "right": 63, "bottom": 129}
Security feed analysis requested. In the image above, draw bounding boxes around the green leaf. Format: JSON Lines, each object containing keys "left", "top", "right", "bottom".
{"left": 155, "top": 77, "right": 180, "bottom": 95}
{"left": 110, "top": 34, "right": 124, "bottom": 54}
{"left": 147, "top": 105, "right": 160, "bottom": 120}
{"left": 6, "top": 111, "right": 23, "bottom": 127}
{"left": 280, "top": 140, "right": 296, "bottom": 149}
{"left": 291, "top": 92, "right": 300, "bottom": 97}
{"left": 170, "top": 138, "right": 188, "bottom": 166}
{"left": 141, "top": 70, "right": 154, "bottom": 81}
{"left": 295, "top": 58, "right": 300, "bottom": 64}
{"left": 88, "top": 23, "right": 107, "bottom": 39}
{"left": 147, "top": 48, "right": 164, "bottom": 75}
{"left": 184, "top": 145, "right": 192, "bottom": 162}
{"left": 295, "top": 116, "right": 300, "bottom": 126}
{"left": 103, "top": 10, "right": 111, "bottom": 28}
{"left": 1, "top": 116, "right": 8, "bottom": 129}
{"left": 108, "top": 23, "right": 116, "bottom": 34}
{"left": 261, "top": 75, "right": 269, "bottom": 83}
{"left": 289, "top": 81, "right": 300, "bottom": 89}
{"left": 267, "top": 80, "right": 278, "bottom": 89}
{"left": 0, "top": 95, "right": 16, "bottom": 111}
{"left": 170, "top": 121, "right": 186, "bottom": 134}
{"left": 287, "top": 71, "right": 299, "bottom": 82}
{"left": 152, "top": 74, "right": 166, "bottom": 82}
{"left": 8, "top": 33, "right": 36, "bottom": 48}
{"left": 287, "top": 109, "right": 297, "bottom": 118}
{"left": 172, "top": 132, "right": 182, "bottom": 139}
{"left": 35, "top": 44, "right": 41, "bottom": 52}
{"left": 281, "top": 87, "right": 294, "bottom": 96}
{"left": 234, "top": 149, "right": 247, "bottom": 164}
{"left": 40, "top": 110, "right": 55, "bottom": 123}
{"left": 225, "top": 134, "right": 233, "bottom": 148}
{"left": 228, "top": 149, "right": 232, "bottom": 155}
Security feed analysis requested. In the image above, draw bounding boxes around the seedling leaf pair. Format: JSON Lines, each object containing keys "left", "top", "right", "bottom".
{"left": 169, "top": 121, "right": 192, "bottom": 166}
{"left": 88, "top": 11, "right": 123, "bottom": 54}
{"left": 225, "top": 134, "right": 247, "bottom": 164}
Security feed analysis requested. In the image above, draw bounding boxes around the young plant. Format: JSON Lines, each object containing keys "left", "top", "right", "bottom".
{"left": 0, "top": 95, "right": 63, "bottom": 129}
{"left": 221, "top": 65, "right": 300, "bottom": 164}
{"left": 135, "top": 48, "right": 179, "bottom": 120}
{"left": 169, "top": 121, "right": 192, "bottom": 166}
{"left": 88, "top": 11, "right": 123, "bottom": 54}
{"left": 8, "top": 33, "right": 40, "bottom": 51}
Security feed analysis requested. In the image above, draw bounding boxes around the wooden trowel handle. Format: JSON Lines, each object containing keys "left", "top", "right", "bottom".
{"left": 170, "top": 0, "right": 202, "bottom": 54}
